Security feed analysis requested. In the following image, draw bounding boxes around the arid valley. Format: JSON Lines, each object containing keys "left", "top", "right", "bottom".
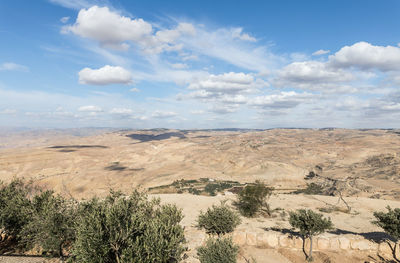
{"left": 1, "top": 128, "right": 400, "bottom": 262}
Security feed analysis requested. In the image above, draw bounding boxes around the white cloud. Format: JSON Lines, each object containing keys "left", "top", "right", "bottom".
{"left": 249, "top": 91, "right": 314, "bottom": 109}
{"left": 78, "top": 105, "right": 102, "bottom": 112}
{"left": 209, "top": 105, "right": 238, "bottom": 114}
{"left": 312, "top": 49, "right": 330, "bottom": 56}
{"left": 79, "top": 65, "right": 132, "bottom": 85}
{"left": 130, "top": 87, "right": 140, "bottom": 92}
{"left": 110, "top": 108, "right": 133, "bottom": 114}
{"left": 152, "top": 111, "right": 177, "bottom": 118}
{"left": 63, "top": 6, "right": 196, "bottom": 53}
{"left": 231, "top": 27, "right": 256, "bottom": 42}
{"left": 49, "top": 0, "right": 94, "bottom": 9}
{"left": 63, "top": 6, "right": 153, "bottom": 50}
{"left": 329, "top": 41, "right": 400, "bottom": 71}
{"left": 171, "top": 63, "right": 188, "bottom": 69}
{"left": 190, "top": 110, "right": 204, "bottom": 114}
{"left": 0, "top": 62, "right": 29, "bottom": 72}
{"left": 188, "top": 72, "right": 258, "bottom": 94}
{"left": 277, "top": 61, "right": 353, "bottom": 84}
{"left": 60, "top": 16, "right": 70, "bottom": 23}
{"left": 0, "top": 109, "right": 17, "bottom": 114}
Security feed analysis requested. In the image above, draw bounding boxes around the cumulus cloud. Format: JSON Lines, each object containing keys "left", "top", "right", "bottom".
{"left": 249, "top": 91, "right": 314, "bottom": 109}
{"left": 0, "top": 62, "right": 29, "bottom": 72}
{"left": 79, "top": 65, "right": 132, "bottom": 85}
{"left": 329, "top": 41, "right": 400, "bottom": 71}
{"left": 152, "top": 111, "right": 177, "bottom": 118}
{"left": 0, "top": 109, "right": 17, "bottom": 114}
{"left": 78, "top": 105, "right": 102, "bottom": 112}
{"left": 63, "top": 6, "right": 195, "bottom": 53}
{"left": 130, "top": 87, "right": 140, "bottom": 92}
{"left": 231, "top": 27, "right": 256, "bottom": 42}
{"left": 312, "top": 49, "right": 330, "bottom": 56}
{"left": 110, "top": 108, "right": 133, "bottom": 114}
{"left": 277, "top": 61, "right": 353, "bottom": 84}
{"left": 63, "top": 6, "right": 152, "bottom": 50}
{"left": 60, "top": 16, "right": 70, "bottom": 23}
{"left": 188, "top": 72, "right": 259, "bottom": 94}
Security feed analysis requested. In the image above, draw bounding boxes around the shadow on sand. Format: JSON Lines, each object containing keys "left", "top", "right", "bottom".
{"left": 48, "top": 145, "right": 108, "bottom": 152}
{"left": 125, "top": 132, "right": 186, "bottom": 143}
{"left": 105, "top": 162, "right": 144, "bottom": 172}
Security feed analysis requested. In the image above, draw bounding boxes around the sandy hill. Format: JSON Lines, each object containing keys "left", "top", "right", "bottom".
{"left": 0, "top": 128, "right": 399, "bottom": 200}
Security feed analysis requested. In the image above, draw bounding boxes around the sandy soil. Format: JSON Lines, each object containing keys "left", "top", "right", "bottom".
{"left": 0, "top": 128, "right": 399, "bottom": 200}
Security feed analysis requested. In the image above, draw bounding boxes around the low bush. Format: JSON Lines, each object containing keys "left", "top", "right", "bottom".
{"left": 295, "top": 183, "right": 324, "bottom": 195}
{"left": 236, "top": 180, "right": 273, "bottom": 217}
{"left": 289, "top": 209, "right": 333, "bottom": 262}
{"left": 21, "top": 190, "right": 76, "bottom": 257}
{"left": 197, "top": 237, "right": 239, "bottom": 263}
{"left": 373, "top": 206, "right": 400, "bottom": 262}
{"left": 0, "top": 179, "right": 33, "bottom": 240}
{"left": 197, "top": 202, "right": 241, "bottom": 235}
{"left": 70, "top": 190, "right": 186, "bottom": 263}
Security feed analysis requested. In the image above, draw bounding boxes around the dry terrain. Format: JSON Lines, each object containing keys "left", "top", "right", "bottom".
{"left": 1, "top": 128, "right": 400, "bottom": 262}
{"left": 0, "top": 128, "right": 399, "bottom": 199}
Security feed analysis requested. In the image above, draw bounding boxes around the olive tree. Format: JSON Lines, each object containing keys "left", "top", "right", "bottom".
{"left": 197, "top": 202, "right": 241, "bottom": 236}
{"left": 0, "top": 179, "right": 33, "bottom": 241}
{"left": 70, "top": 190, "right": 186, "bottom": 263}
{"left": 197, "top": 237, "right": 239, "bottom": 263}
{"left": 21, "top": 190, "right": 76, "bottom": 257}
{"left": 373, "top": 206, "right": 400, "bottom": 262}
{"left": 236, "top": 180, "right": 273, "bottom": 217}
{"left": 289, "top": 209, "right": 333, "bottom": 262}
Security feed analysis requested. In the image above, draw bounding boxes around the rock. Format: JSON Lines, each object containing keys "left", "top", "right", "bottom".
{"left": 293, "top": 236, "right": 304, "bottom": 249}
{"left": 246, "top": 232, "right": 258, "bottom": 246}
{"left": 378, "top": 241, "right": 394, "bottom": 255}
{"left": 279, "top": 235, "right": 293, "bottom": 247}
{"left": 232, "top": 232, "right": 247, "bottom": 245}
{"left": 329, "top": 237, "right": 340, "bottom": 250}
{"left": 351, "top": 239, "right": 373, "bottom": 250}
{"left": 317, "top": 237, "right": 330, "bottom": 250}
{"left": 339, "top": 237, "right": 351, "bottom": 250}
{"left": 265, "top": 232, "right": 279, "bottom": 248}
{"left": 256, "top": 233, "right": 268, "bottom": 247}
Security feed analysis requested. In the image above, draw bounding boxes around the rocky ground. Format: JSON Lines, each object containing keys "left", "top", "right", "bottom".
{"left": 1, "top": 128, "right": 400, "bottom": 262}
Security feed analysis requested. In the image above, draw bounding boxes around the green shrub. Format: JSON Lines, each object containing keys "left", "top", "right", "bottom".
{"left": 70, "top": 190, "right": 186, "bottom": 263}
{"left": 373, "top": 206, "right": 400, "bottom": 261}
{"left": 21, "top": 190, "right": 76, "bottom": 257}
{"left": 289, "top": 209, "right": 333, "bottom": 261}
{"left": 197, "top": 237, "right": 239, "bottom": 263}
{"left": 236, "top": 181, "right": 273, "bottom": 217}
{"left": 294, "top": 183, "right": 324, "bottom": 195}
{"left": 197, "top": 202, "right": 241, "bottom": 235}
{"left": 0, "top": 179, "right": 33, "bottom": 240}
{"left": 204, "top": 182, "right": 234, "bottom": 196}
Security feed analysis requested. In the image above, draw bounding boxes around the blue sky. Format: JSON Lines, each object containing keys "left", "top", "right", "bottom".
{"left": 1, "top": 0, "right": 400, "bottom": 128}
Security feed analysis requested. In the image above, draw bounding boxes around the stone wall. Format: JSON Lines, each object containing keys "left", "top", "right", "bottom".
{"left": 184, "top": 228, "right": 395, "bottom": 256}
{"left": 230, "top": 230, "right": 393, "bottom": 255}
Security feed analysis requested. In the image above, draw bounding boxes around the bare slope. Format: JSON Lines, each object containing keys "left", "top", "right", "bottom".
{"left": 0, "top": 128, "right": 399, "bottom": 199}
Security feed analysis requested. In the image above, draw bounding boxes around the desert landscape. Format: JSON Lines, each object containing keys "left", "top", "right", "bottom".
{"left": 1, "top": 128, "right": 400, "bottom": 262}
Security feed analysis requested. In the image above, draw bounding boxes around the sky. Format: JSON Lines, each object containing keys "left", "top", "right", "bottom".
{"left": 1, "top": 0, "right": 400, "bottom": 129}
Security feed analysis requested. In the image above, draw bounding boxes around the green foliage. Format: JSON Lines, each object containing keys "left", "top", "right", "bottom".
{"left": 289, "top": 209, "right": 333, "bottom": 238}
{"left": 21, "top": 190, "right": 76, "bottom": 257}
{"left": 295, "top": 183, "right": 324, "bottom": 195}
{"left": 197, "top": 237, "right": 239, "bottom": 263}
{"left": 236, "top": 181, "right": 273, "bottom": 217}
{"left": 70, "top": 190, "right": 186, "bottom": 263}
{"left": 197, "top": 202, "right": 241, "bottom": 235}
{"left": 0, "top": 179, "right": 33, "bottom": 239}
{"left": 373, "top": 206, "right": 400, "bottom": 241}
{"left": 289, "top": 209, "right": 333, "bottom": 261}
{"left": 204, "top": 182, "right": 233, "bottom": 196}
